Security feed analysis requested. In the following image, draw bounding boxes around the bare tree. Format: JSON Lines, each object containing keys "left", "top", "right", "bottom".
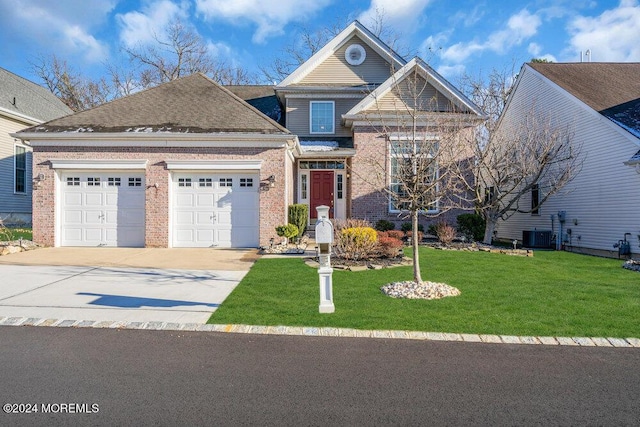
{"left": 454, "top": 69, "right": 581, "bottom": 244}
{"left": 353, "top": 63, "right": 481, "bottom": 283}
{"left": 31, "top": 54, "right": 114, "bottom": 111}
{"left": 121, "top": 19, "right": 254, "bottom": 88}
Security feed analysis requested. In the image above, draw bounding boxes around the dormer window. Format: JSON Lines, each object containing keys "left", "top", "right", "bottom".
{"left": 310, "top": 101, "right": 335, "bottom": 134}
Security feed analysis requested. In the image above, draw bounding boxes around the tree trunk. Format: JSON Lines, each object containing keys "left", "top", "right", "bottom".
{"left": 412, "top": 210, "right": 422, "bottom": 283}
{"left": 483, "top": 218, "right": 497, "bottom": 245}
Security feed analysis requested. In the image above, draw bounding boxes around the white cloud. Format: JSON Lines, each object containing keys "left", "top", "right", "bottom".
{"left": 441, "top": 9, "right": 542, "bottom": 63}
{"left": 0, "top": 0, "right": 113, "bottom": 63}
{"left": 358, "top": 0, "right": 432, "bottom": 30}
{"left": 436, "top": 64, "right": 465, "bottom": 79}
{"left": 567, "top": 0, "right": 640, "bottom": 62}
{"left": 117, "top": 0, "right": 189, "bottom": 48}
{"left": 195, "top": 0, "right": 332, "bottom": 43}
{"left": 528, "top": 42, "right": 542, "bottom": 56}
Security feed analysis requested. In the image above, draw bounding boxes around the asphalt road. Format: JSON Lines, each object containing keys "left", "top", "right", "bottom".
{"left": 1, "top": 326, "right": 639, "bottom": 426}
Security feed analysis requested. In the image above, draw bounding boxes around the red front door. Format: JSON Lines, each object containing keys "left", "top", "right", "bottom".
{"left": 310, "top": 171, "right": 334, "bottom": 218}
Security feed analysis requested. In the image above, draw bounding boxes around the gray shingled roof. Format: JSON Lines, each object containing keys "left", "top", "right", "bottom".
{"left": 24, "top": 73, "right": 290, "bottom": 134}
{"left": 224, "top": 85, "right": 282, "bottom": 124}
{"left": 0, "top": 67, "right": 72, "bottom": 122}
{"left": 529, "top": 62, "right": 640, "bottom": 137}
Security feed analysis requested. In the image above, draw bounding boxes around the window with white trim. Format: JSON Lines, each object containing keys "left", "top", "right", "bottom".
{"left": 301, "top": 174, "right": 308, "bottom": 199}
{"left": 67, "top": 177, "right": 80, "bottom": 186}
{"left": 14, "top": 146, "right": 26, "bottom": 193}
{"left": 199, "top": 178, "right": 213, "bottom": 187}
{"left": 310, "top": 101, "right": 335, "bottom": 134}
{"left": 389, "top": 139, "right": 438, "bottom": 213}
{"left": 219, "top": 178, "right": 233, "bottom": 187}
{"left": 108, "top": 177, "right": 121, "bottom": 186}
{"left": 87, "top": 177, "right": 101, "bottom": 186}
{"left": 178, "top": 178, "right": 191, "bottom": 187}
{"left": 240, "top": 178, "right": 253, "bottom": 187}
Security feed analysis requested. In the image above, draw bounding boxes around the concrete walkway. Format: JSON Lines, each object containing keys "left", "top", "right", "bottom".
{"left": 0, "top": 248, "right": 257, "bottom": 323}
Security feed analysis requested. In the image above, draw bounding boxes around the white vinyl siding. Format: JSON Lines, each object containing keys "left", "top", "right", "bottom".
{"left": 300, "top": 35, "right": 393, "bottom": 85}
{"left": 367, "top": 77, "right": 454, "bottom": 112}
{"left": 496, "top": 66, "right": 640, "bottom": 255}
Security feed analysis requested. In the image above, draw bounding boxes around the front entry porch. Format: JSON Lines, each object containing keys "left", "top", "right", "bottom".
{"left": 297, "top": 159, "right": 348, "bottom": 221}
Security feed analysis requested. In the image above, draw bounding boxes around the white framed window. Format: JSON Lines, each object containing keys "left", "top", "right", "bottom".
{"left": 14, "top": 145, "right": 26, "bottom": 193}
{"left": 300, "top": 173, "right": 308, "bottom": 200}
{"left": 129, "top": 177, "right": 142, "bottom": 187}
{"left": 199, "top": 178, "right": 213, "bottom": 187}
{"left": 240, "top": 178, "right": 253, "bottom": 187}
{"left": 310, "top": 101, "right": 335, "bottom": 134}
{"left": 219, "top": 178, "right": 233, "bottom": 187}
{"left": 178, "top": 178, "right": 191, "bottom": 187}
{"left": 108, "top": 177, "right": 121, "bottom": 186}
{"left": 389, "top": 139, "right": 439, "bottom": 213}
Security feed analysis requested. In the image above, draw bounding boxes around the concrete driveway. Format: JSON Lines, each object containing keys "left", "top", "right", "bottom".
{"left": 0, "top": 248, "right": 258, "bottom": 324}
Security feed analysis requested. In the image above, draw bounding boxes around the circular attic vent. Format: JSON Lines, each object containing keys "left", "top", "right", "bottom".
{"left": 345, "top": 44, "right": 366, "bottom": 66}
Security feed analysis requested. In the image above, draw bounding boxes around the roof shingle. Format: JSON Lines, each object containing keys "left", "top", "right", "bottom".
{"left": 24, "top": 73, "right": 289, "bottom": 135}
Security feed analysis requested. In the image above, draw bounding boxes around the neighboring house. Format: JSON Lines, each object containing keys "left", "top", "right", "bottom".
{"left": 0, "top": 67, "right": 72, "bottom": 225}
{"left": 14, "top": 21, "right": 482, "bottom": 248}
{"left": 495, "top": 62, "right": 640, "bottom": 257}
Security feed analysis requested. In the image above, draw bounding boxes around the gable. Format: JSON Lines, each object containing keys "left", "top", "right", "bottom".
{"left": 363, "top": 75, "right": 455, "bottom": 112}
{"left": 277, "top": 21, "right": 406, "bottom": 88}
{"left": 300, "top": 35, "right": 393, "bottom": 86}
{"left": 345, "top": 58, "right": 485, "bottom": 119}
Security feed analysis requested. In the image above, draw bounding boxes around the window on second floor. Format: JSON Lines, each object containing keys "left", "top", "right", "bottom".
{"left": 14, "top": 145, "right": 26, "bottom": 194}
{"left": 310, "top": 101, "right": 335, "bottom": 134}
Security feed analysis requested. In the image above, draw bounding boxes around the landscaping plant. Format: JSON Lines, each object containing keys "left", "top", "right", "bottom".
{"left": 288, "top": 204, "right": 308, "bottom": 239}
{"left": 275, "top": 224, "right": 299, "bottom": 245}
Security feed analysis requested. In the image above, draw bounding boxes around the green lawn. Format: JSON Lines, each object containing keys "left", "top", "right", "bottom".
{"left": 0, "top": 227, "right": 32, "bottom": 241}
{"left": 209, "top": 248, "right": 640, "bottom": 338}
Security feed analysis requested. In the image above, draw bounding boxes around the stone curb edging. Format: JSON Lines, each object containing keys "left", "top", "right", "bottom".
{"left": 1, "top": 316, "right": 639, "bottom": 348}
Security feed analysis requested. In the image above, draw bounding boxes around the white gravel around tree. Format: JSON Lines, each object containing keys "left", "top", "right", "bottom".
{"left": 381, "top": 281, "right": 461, "bottom": 300}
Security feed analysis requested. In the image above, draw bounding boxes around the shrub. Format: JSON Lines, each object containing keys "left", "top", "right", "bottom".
{"left": 387, "top": 230, "right": 405, "bottom": 240}
{"left": 335, "top": 226, "right": 378, "bottom": 260}
{"left": 434, "top": 222, "right": 456, "bottom": 245}
{"left": 375, "top": 219, "right": 395, "bottom": 231}
{"left": 401, "top": 222, "right": 424, "bottom": 233}
{"left": 275, "top": 224, "right": 299, "bottom": 243}
{"left": 457, "top": 213, "right": 486, "bottom": 242}
{"left": 334, "top": 218, "right": 372, "bottom": 232}
{"left": 288, "top": 204, "right": 308, "bottom": 239}
{"left": 377, "top": 235, "right": 403, "bottom": 258}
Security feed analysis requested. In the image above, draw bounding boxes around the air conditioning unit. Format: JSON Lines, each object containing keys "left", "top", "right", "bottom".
{"left": 522, "top": 230, "right": 553, "bottom": 248}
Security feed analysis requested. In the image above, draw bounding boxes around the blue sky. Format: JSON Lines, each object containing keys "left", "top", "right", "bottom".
{"left": 1, "top": 0, "right": 638, "bottom": 86}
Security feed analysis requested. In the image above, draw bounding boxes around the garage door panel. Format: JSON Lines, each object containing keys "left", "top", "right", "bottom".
{"left": 196, "top": 212, "right": 214, "bottom": 225}
{"left": 197, "top": 194, "right": 215, "bottom": 206}
{"left": 61, "top": 172, "right": 145, "bottom": 247}
{"left": 175, "top": 211, "right": 194, "bottom": 224}
{"left": 172, "top": 172, "right": 259, "bottom": 248}
{"left": 84, "top": 193, "right": 104, "bottom": 206}
{"left": 64, "top": 193, "right": 82, "bottom": 206}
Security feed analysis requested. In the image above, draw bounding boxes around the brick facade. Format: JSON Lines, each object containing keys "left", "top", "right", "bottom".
{"left": 32, "top": 145, "right": 291, "bottom": 248}
{"left": 349, "top": 126, "right": 472, "bottom": 230}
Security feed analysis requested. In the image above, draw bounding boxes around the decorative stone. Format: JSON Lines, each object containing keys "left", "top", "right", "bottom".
{"left": 381, "top": 280, "right": 461, "bottom": 300}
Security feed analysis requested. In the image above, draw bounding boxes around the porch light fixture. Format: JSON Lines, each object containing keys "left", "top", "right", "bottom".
{"left": 32, "top": 173, "right": 45, "bottom": 189}
{"left": 268, "top": 175, "right": 276, "bottom": 187}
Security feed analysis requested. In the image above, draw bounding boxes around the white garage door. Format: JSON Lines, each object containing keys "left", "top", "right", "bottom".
{"left": 61, "top": 172, "right": 145, "bottom": 247}
{"left": 172, "top": 172, "right": 259, "bottom": 248}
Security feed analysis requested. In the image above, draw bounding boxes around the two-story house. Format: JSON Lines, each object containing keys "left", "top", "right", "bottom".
{"left": 14, "top": 21, "right": 483, "bottom": 248}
